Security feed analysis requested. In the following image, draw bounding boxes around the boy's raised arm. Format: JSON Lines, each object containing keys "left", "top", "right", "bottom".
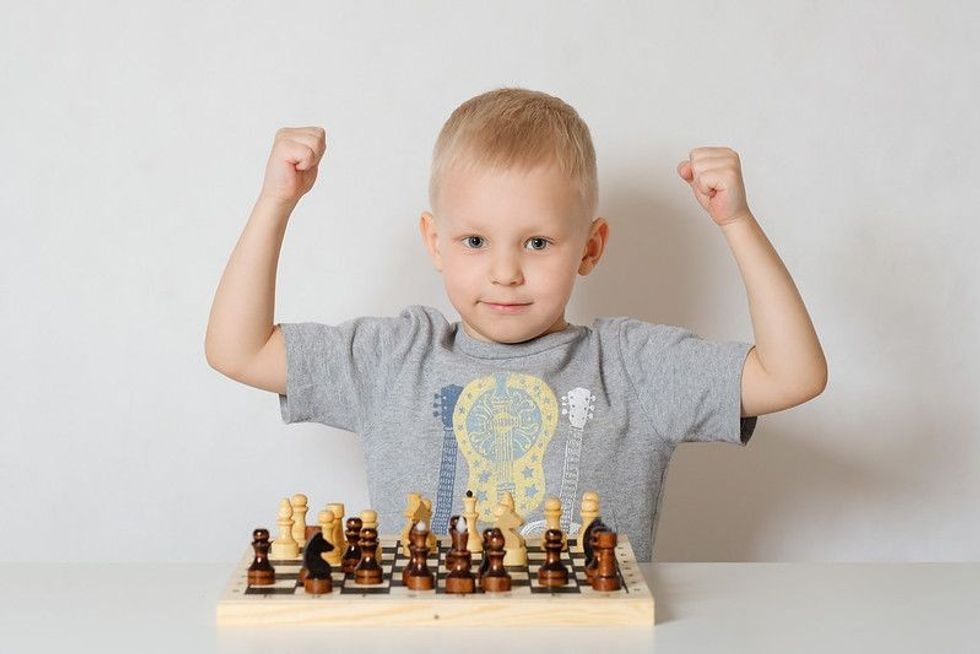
{"left": 205, "top": 127, "right": 327, "bottom": 394}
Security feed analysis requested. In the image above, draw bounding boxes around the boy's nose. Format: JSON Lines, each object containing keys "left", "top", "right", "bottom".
{"left": 489, "top": 254, "right": 524, "bottom": 286}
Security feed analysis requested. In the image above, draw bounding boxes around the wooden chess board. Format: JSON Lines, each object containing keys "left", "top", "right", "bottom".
{"left": 216, "top": 534, "right": 655, "bottom": 626}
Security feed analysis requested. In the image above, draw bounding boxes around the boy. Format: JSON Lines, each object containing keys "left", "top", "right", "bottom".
{"left": 205, "top": 87, "right": 827, "bottom": 562}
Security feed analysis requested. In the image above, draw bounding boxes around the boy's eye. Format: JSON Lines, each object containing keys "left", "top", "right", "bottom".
{"left": 461, "top": 236, "right": 551, "bottom": 250}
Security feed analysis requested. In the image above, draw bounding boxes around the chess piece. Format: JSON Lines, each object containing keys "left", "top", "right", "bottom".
{"left": 270, "top": 498, "right": 299, "bottom": 559}
{"left": 478, "top": 527, "right": 494, "bottom": 579}
{"left": 359, "top": 510, "right": 380, "bottom": 566}
{"left": 419, "top": 496, "right": 437, "bottom": 550}
{"left": 354, "top": 527, "right": 383, "bottom": 585}
{"left": 326, "top": 503, "right": 345, "bottom": 556}
{"left": 400, "top": 493, "right": 423, "bottom": 558}
{"left": 445, "top": 516, "right": 475, "bottom": 594}
{"left": 290, "top": 494, "right": 309, "bottom": 548}
{"left": 591, "top": 530, "right": 621, "bottom": 592}
{"left": 543, "top": 497, "right": 567, "bottom": 551}
{"left": 302, "top": 531, "right": 334, "bottom": 595}
{"left": 318, "top": 508, "right": 342, "bottom": 566}
{"left": 403, "top": 521, "right": 435, "bottom": 591}
{"left": 537, "top": 528, "right": 570, "bottom": 587}
{"left": 575, "top": 492, "right": 600, "bottom": 554}
{"left": 342, "top": 517, "right": 363, "bottom": 573}
{"left": 584, "top": 518, "right": 608, "bottom": 580}
{"left": 498, "top": 490, "right": 524, "bottom": 522}
{"left": 480, "top": 528, "right": 511, "bottom": 592}
{"left": 446, "top": 515, "right": 462, "bottom": 570}
{"left": 462, "top": 490, "right": 482, "bottom": 553}
{"left": 494, "top": 502, "right": 527, "bottom": 566}
{"left": 247, "top": 528, "right": 276, "bottom": 585}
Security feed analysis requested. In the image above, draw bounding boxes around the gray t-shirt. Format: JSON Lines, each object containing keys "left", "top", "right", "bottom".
{"left": 277, "top": 304, "right": 757, "bottom": 561}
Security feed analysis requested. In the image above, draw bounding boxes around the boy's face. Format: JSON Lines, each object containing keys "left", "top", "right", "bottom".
{"left": 419, "top": 159, "right": 608, "bottom": 344}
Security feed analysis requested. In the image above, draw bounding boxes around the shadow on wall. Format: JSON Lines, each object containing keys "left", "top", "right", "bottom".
{"left": 575, "top": 165, "right": 959, "bottom": 561}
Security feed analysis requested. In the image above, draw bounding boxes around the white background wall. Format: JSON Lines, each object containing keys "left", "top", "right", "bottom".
{"left": 2, "top": 1, "right": 977, "bottom": 563}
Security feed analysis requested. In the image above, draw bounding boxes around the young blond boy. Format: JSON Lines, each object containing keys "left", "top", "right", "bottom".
{"left": 205, "top": 87, "right": 827, "bottom": 561}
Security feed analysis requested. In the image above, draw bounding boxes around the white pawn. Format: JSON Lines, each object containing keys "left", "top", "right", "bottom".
{"left": 318, "top": 508, "right": 341, "bottom": 565}
{"left": 575, "top": 491, "right": 601, "bottom": 554}
{"left": 290, "top": 494, "right": 309, "bottom": 548}
{"left": 544, "top": 496, "right": 567, "bottom": 551}
{"left": 270, "top": 498, "right": 299, "bottom": 559}
{"left": 327, "top": 503, "right": 345, "bottom": 557}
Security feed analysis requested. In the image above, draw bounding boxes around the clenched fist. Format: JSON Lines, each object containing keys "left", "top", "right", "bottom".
{"left": 260, "top": 126, "right": 327, "bottom": 204}
{"left": 677, "top": 147, "right": 752, "bottom": 227}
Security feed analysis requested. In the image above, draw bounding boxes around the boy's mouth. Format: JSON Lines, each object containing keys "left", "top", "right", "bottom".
{"left": 482, "top": 300, "right": 532, "bottom": 313}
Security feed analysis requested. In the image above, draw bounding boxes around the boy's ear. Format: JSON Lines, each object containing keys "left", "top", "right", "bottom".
{"left": 577, "top": 216, "right": 609, "bottom": 276}
{"left": 419, "top": 211, "right": 443, "bottom": 271}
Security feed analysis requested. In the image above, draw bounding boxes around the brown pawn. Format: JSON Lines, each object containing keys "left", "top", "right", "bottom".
{"left": 477, "top": 527, "right": 494, "bottom": 579}
{"left": 341, "top": 517, "right": 363, "bottom": 573}
{"left": 590, "top": 530, "right": 621, "bottom": 592}
{"left": 480, "top": 528, "right": 511, "bottom": 592}
{"left": 403, "top": 521, "right": 435, "bottom": 591}
{"left": 446, "top": 515, "right": 462, "bottom": 570}
{"left": 537, "top": 528, "right": 569, "bottom": 587}
{"left": 247, "top": 528, "right": 276, "bottom": 585}
{"left": 354, "top": 526, "right": 383, "bottom": 584}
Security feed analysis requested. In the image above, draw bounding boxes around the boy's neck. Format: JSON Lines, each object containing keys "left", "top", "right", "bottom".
{"left": 461, "top": 315, "right": 570, "bottom": 344}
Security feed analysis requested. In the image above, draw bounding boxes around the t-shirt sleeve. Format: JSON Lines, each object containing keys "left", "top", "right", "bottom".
{"left": 276, "top": 306, "right": 428, "bottom": 432}
{"left": 617, "top": 318, "right": 758, "bottom": 446}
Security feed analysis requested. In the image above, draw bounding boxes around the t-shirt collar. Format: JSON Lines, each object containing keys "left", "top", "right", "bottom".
{"left": 453, "top": 320, "right": 587, "bottom": 359}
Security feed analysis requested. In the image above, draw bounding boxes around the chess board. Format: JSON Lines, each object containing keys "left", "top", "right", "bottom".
{"left": 216, "top": 533, "right": 654, "bottom": 626}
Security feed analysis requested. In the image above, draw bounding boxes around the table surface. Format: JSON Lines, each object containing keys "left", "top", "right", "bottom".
{"left": 1, "top": 561, "right": 976, "bottom": 653}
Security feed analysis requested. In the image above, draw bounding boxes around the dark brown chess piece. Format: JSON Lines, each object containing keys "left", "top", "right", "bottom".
{"left": 480, "top": 527, "right": 511, "bottom": 592}
{"left": 247, "top": 527, "right": 276, "bottom": 585}
{"left": 590, "top": 530, "right": 621, "bottom": 592}
{"left": 584, "top": 518, "right": 608, "bottom": 581}
{"left": 403, "top": 521, "right": 435, "bottom": 591}
{"left": 537, "top": 528, "right": 569, "bottom": 587}
{"left": 445, "top": 518, "right": 475, "bottom": 594}
{"left": 354, "top": 527, "right": 383, "bottom": 584}
{"left": 341, "top": 517, "right": 363, "bottom": 573}
{"left": 302, "top": 531, "right": 334, "bottom": 595}
{"left": 446, "top": 515, "right": 462, "bottom": 570}
{"left": 477, "top": 527, "right": 494, "bottom": 579}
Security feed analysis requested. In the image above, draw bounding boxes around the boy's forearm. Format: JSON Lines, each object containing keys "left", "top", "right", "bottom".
{"left": 721, "top": 211, "right": 827, "bottom": 392}
{"left": 205, "top": 194, "right": 298, "bottom": 372}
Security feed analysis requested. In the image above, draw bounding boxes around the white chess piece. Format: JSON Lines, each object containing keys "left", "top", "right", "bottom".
{"left": 270, "top": 497, "right": 299, "bottom": 559}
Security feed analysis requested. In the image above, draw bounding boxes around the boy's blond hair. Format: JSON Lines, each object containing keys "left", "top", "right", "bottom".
{"left": 428, "top": 87, "right": 598, "bottom": 222}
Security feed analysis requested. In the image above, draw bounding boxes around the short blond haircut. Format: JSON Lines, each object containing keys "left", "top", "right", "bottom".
{"left": 428, "top": 87, "right": 598, "bottom": 221}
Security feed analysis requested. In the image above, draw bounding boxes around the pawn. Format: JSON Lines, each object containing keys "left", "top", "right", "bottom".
{"left": 537, "top": 528, "right": 569, "bottom": 588}
{"left": 446, "top": 515, "right": 464, "bottom": 570}
{"left": 354, "top": 527, "right": 383, "bottom": 585}
{"left": 591, "top": 530, "right": 621, "bottom": 592}
{"left": 342, "top": 517, "right": 363, "bottom": 573}
{"left": 302, "top": 531, "right": 334, "bottom": 595}
{"left": 247, "top": 528, "right": 276, "bottom": 585}
{"left": 477, "top": 527, "right": 494, "bottom": 579}
{"left": 445, "top": 516, "right": 476, "bottom": 594}
{"left": 403, "top": 521, "right": 435, "bottom": 591}
{"left": 270, "top": 498, "right": 299, "bottom": 559}
{"left": 480, "top": 528, "right": 511, "bottom": 592}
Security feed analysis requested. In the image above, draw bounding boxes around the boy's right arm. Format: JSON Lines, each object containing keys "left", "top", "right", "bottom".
{"left": 205, "top": 127, "right": 328, "bottom": 395}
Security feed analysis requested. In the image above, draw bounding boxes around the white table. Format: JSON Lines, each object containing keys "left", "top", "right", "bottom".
{"left": 0, "top": 562, "right": 976, "bottom": 652}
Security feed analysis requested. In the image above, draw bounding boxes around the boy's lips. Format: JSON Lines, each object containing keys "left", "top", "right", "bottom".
{"left": 482, "top": 300, "right": 532, "bottom": 312}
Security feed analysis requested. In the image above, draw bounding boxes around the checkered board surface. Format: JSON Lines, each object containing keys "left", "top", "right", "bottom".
{"left": 217, "top": 534, "right": 655, "bottom": 626}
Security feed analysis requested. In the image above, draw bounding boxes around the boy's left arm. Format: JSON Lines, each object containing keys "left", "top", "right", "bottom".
{"left": 678, "top": 147, "right": 828, "bottom": 418}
